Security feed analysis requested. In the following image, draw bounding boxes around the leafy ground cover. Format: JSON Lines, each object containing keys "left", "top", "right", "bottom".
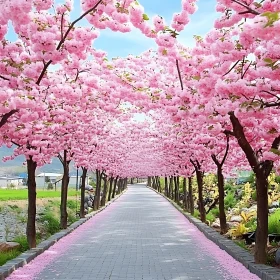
{"left": 0, "top": 189, "right": 77, "bottom": 201}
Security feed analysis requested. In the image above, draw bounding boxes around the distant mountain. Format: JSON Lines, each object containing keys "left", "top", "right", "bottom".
{"left": 0, "top": 146, "right": 73, "bottom": 176}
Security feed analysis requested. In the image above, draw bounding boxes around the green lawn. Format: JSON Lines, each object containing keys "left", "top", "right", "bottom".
{"left": 0, "top": 189, "right": 78, "bottom": 201}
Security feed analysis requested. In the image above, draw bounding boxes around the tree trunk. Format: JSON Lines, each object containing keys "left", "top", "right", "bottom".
{"left": 169, "top": 176, "right": 173, "bottom": 199}
{"left": 217, "top": 166, "right": 227, "bottom": 234}
{"left": 26, "top": 157, "right": 37, "bottom": 248}
{"left": 60, "top": 151, "right": 70, "bottom": 229}
{"left": 183, "top": 177, "right": 187, "bottom": 210}
{"left": 164, "top": 177, "right": 169, "bottom": 197}
{"left": 228, "top": 111, "right": 280, "bottom": 263}
{"left": 188, "top": 177, "right": 194, "bottom": 215}
{"left": 196, "top": 169, "right": 206, "bottom": 223}
{"left": 147, "top": 176, "right": 151, "bottom": 187}
{"left": 112, "top": 177, "right": 118, "bottom": 199}
{"left": 101, "top": 175, "right": 108, "bottom": 207}
{"left": 80, "top": 167, "right": 87, "bottom": 218}
{"left": 176, "top": 176, "right": 180, "bottom": 203}
{"left": 93, "top": 170, "right": 101, "bottom": 210}
{"left": 255, "top": 171, "right": 269, "bottom": 263}
{"left": 108, "top": 177, "right": 114, "bottom": 201}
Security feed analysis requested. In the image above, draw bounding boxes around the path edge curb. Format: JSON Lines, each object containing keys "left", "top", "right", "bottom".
{"left": 0, "top": 189, "right": 127, "bottom": 280}
{"left": 147, "top": 186, "right": 280, "bottom": 280}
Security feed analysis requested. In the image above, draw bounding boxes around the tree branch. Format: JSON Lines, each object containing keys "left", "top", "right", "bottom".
{"left": 228, "top": 111, "right": 258, "bottom": 171}
{"left": 176, "top": 59, "right": 184, "bottom": 90}
{"left": 0, "top": 109, "right": 18, "bottom": 128}
{"left": 35, "top": 0, "right": 103, "bottom": 85}
{"left": 0, "top": 75, "right": 10, "bottom": 81}
{"left": 223, "top": 60, "right": 240, "bottom": 77}
{"left": 231, "top": 0, "right": 260, "bottom": 15}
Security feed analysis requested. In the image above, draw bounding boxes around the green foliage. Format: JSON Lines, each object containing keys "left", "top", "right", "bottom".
{"left": 234, "top": 240, "right": 249, "bottom": 251}
{"left": 251, "top": 190, "right": 257, "bottom": 201}
{"left": 67, "top": 200, "right": 76, "bottom": 210}
{"left": 0, "top": 189, "right": 77, "bottom": 201}
{"left": 68, "top": 212, "right": 78, "bottom": 224}
{"left": 41, "top": 212, "right": 60, "bottom": 235}
{"left": 193, "top": 209, "right": 200, "bottom": 219}
{"left": 0, "top": 250, "right": 21, "bottom": 266}
{"left": 224, "top": 192, "right": 237, "bottom": 210}
{"left": 47, "top": 182, "right": 53, "bottom": 190}
{"left": 206, "top": 212, "right": 216, "bottom": 223}
{"left": 245, "top": 217, "right": 257, "bottom": 232}
{"left": 268, "top": 209, "right": 280, "bottom": 234}
{"left": 13, "top": 235, "right": 29, "bottom": 252}
{"left": 210, "top": 207, "right": 219, "bottom": 218}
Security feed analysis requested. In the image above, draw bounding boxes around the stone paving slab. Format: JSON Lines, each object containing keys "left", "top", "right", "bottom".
{"left": 5, "top": 185, "right": 263, "bottom": 280}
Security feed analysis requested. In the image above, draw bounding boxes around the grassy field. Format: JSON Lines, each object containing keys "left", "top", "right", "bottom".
{"left": 0, "top": 189, "right": 78, "bottom": 201}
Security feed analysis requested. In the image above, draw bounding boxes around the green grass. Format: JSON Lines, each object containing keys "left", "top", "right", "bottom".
{"left": 0, "top": 189, "right": 77, "bottom": 201}
{"left": 0, "top": 249, "right": 21, "bottom": 266}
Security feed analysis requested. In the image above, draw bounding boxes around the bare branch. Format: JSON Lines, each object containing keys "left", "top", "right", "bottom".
{"left": 223, "top": 60, "right": 240, "bottom": 77}
{"left": 231, "top": 0, "right": 260, "bottom": 15}
{"left": 0, "top": 109, "right": 18, "bottom": 128}
{"left": 0, "top": 75, "right": 10, "bottom": 81}
{"left": 176, "top": 59, "right": 184, "bottom": 90}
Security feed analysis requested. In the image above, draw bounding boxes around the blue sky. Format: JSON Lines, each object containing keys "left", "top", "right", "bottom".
{"left": 95, "top": 0, "right": 219, "bottom": 57}
{"left": 6, "top": 0, "right": 219, "bottom": 58}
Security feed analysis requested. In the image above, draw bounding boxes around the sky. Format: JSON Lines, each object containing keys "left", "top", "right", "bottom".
{"left": 94, "top": 0, "right": 219, "bottom": 57}
{"left": 5, "top": 0, "right": 219, "bottom": 58}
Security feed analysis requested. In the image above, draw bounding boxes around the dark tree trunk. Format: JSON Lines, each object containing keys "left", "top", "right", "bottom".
{"left": 217, "top": 166, "right": 227, "bottom": 234}
{"left": 196, "top": 169, "right": 206, "bottom": 223}
{"left": 183, "top": 177, "right": 187, "bottom": 210}
{"left": 169, "top": 176, "right": 173, "bottom": 199}
{"left": 60, "top": 150, "right": 70, "bottom": 229}
{"left": 26, "top": 156, "right": 37, "bottom": 248}
{"left": 255, "top": 171, "right": 269, "bottom": 263}
{"left": 112, "top": 177, "right": 118, "bottom": 199}
{"left": 156, "top": 176, "right": 161, "bottom": 192}
{"left": 123, "top": 178, "right": 127, "bottom": 191}
{"left": 190, "top": 159, "right": 206, "bottom": 223}
{"left": 228, "top": 111, "right": 280, "bottom": 263}
{"left": 80, "top": 167, "right": 87, "bottom": 218}
{"left": 93, "top": 170, "right": 101, "bottom": 210}
{"left": 176, "top": 176, "right": 180, "bottom": 203}
{"left": 174, "top": 176, "right": 179, "bottom": 203}
{"left": 147, "top": 176, "right": 151, "bottom": 187}
{"left": 101, "top": 175, "right": 108, "bottom": 207}
{"left": 108, "top": 177, "right": 114, "bottom": 201}
{"left": 164, "top": 177, "right": 169, "bottom": 197}
{"left": 188, "top": 177, "right": 194, "bottom": 215}
{"left": 211, "top": 134, "right": 230, "bottom": 234}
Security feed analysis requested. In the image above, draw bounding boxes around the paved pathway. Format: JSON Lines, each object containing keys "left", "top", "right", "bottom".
{"left": 7, "top": 184, "right": 260, "bottom": 280}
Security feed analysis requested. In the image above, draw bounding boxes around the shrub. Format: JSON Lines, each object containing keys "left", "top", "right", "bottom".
{"left": 41, "top": 212, "right": 60, "bottom": 235}
{"left": 13, "top": 235, "right": 29, "bottom": 252}
{"left": 251, "top": 190, "right": 257, "bottom": 201}
{"left": 210, "top": 207, "right": 219, "bottom": 218}
{"left": 67, "top": 200, "right": 76, "bottom": 210}
{"left": 268, "top": 209, "right": 280, "bottom": 234}
{"left": 224, "top": 192, "right": 237, "bottom": 210}
{"left": 245, "top": 217, "right": 257, "bottom": 232}
{"left": 47, "top": 183, "right": 53, "bottom": 190}
{"left": 206, "top": 212, "right": 216, "bottom": 223}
